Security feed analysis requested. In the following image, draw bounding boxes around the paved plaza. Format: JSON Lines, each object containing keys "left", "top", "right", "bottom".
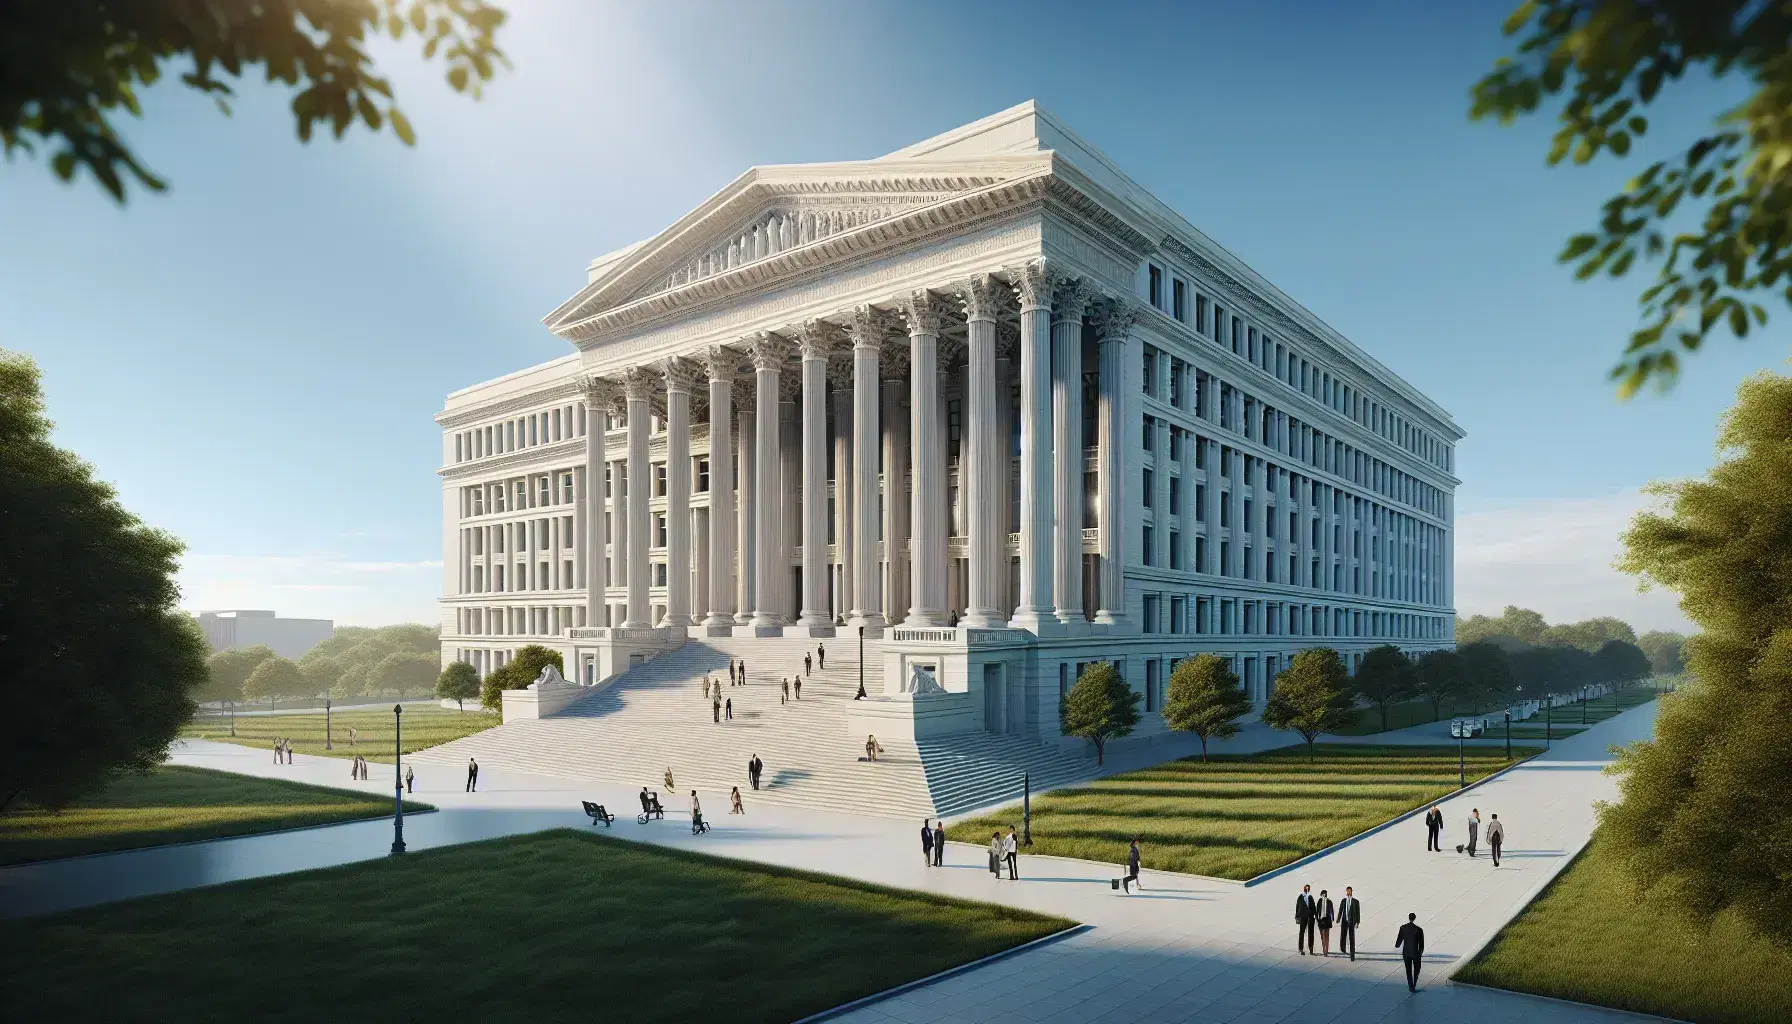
{"left": 2, "top": 702, "right": 1664, "bottom": 1023}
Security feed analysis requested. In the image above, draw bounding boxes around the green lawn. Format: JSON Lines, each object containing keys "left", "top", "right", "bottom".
{"left": 949, "top": 744, "right": 1536, "bottom": 880}
{"left": 0, "top": 766, "right": 432, "bottom": 866}
{"left": 181, "top": 705, "right": 499, "bottom": 764}
{"left": 1334, "top": 683, "right": 1664, "bottom": 737}
{"left": 1459, "top": 838, "right": 1792, "bottom": 1024}
{"left": 3, "top": 829, "right": 1071, "bottom": 1024}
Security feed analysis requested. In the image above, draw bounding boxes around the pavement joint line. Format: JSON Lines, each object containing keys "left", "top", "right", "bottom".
{"left": 1443, "top": 978, "right": 1691, "bottom": 1023}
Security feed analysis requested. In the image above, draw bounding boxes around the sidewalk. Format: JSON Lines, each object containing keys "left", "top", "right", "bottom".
{"left": 3, "top": 701, "right": 1664, "bottom": 1023}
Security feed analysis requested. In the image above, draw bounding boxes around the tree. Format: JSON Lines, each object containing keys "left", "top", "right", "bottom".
{"left": 1471, "top": 1, "right": 1792, "bottom": 395}
{"left": 1594, "top": 639, "right": 1652, "bottom": 687}
{"left": 1604, "top": 370, "right": 1792, "bottom": 941}
{"left": 242, "top": 656, "right": 306, "bottom": 708}
{"left": 1059, "top": 662, "right": 1141, "bottom": 766}
{"left": 298, "top": 653, "right": 342, "bottom": 699}
{"left": 480, "top": 645, "right": 564, "bottom": 711}
{"left": 1414, "top": 649, "right": 1464, "bottom": 721}
{"left": 1261, "top": 648, "right": 1357, "bottom": 761}
{"left": 369, "top": 651, "right": 437, "bottom": 697}
{"left": 203, "top": 645, "right": 276, "bottom": 706}
{"left": 1456, "top": 605, "right": 1549, "bottom": 647}
{"left": 1543, "top": 616, "right": 1638, "bottom": 653}
{"left": 1351, "top": 645, "right": 1417, "bottom": 732}
{"left": 1637, "top": 630, "right": 1688, "bottom": 675}
{"left": 1457, "top": 641, "right": 1517, "bottom": 711}
{"left": 2, "top": 1, "right": 507, "bottom": 202}
{"left": 0, "top": 351, "right": 208, "bottom": 812}
{"left": 1161, "top": 655, "right": 1252, "bottom": 762}
{"left": 436, "top": 661, "right": 480, "bottom": 711}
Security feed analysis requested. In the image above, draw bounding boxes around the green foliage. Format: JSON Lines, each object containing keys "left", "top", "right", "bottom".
{"left": 1351, "top": 644, "right": 1418, "bottom": 732}
{"left": 0, "top": 1, "right": 508, "bottom": 202}
{"left": 1261, "top": 648, "right": 1357, "bottom": 759}
{"left": 1414, "top": 649, "right": 1464, "bottom": 719}
{"left": 1605, "top": 370, "right": 1792, "bottom": 942}
{"left": 200, "top": 644, "right": 275, "bottom": 706}
{"left": 367, "top": 652, "right": 437, "bottom": 698}
{"left": 1593, "top": 639, "right": 1652, "bottom": 685}
{"left": 435, "top": 661, "right": 480, "bottom": 711}
{"left": 297, "top": 624, "right": 437, "bottom": 700}
{"left": 1544, "top": 616, "right": 1638, "bottom": 653}
{"left": 1160, "top": 654, "right": 1252, "bottom": 761}
{"left": 1458, "top": 640, "right": 1518, "bottom": 707}
{"left": 242, "top": 656, "right": 307, "bottom": 706}
{"left": 1058, "top": 662, "right": 1140, "bottom": 765}
{"left": 1457, "top": 605, "right": 1549, "bottom": 646}
{"left": 480, "top": 645, "right": 564, "bottom": 711}
{"left": 0, "top": 351, "right": 208, "bottom": 813}
{"left": 1470, "top": 1, "right": 1792, "bottom": 395}
{"left": 1637, "top": 630, "right": 1688, "bottom": 675}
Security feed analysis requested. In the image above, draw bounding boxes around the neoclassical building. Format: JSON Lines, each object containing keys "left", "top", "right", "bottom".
{"left": 438, "top": 102, "right": 1460, "bottom": 745}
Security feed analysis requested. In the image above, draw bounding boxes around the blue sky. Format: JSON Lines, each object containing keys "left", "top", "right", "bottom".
{"left": 3, "top": 0, "right": 1780, "bottom": 630}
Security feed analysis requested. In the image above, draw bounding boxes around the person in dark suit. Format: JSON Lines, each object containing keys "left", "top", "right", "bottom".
{"left": 932, "top": 820, "right": 945, "bottom": 866}
{"left": 1316, "top": 889, "right": 1336, "bottom": 955}
{"left": 1424, "top": 805, "right": 1443, "bottom": 851}
{"left": 1294, "top": 884, "right": 1318, "bottom": 954}
{"left": 466, "top": 757, "right": 478, "bottom": 792}
{"left": 1122, "top": 838, "right": 1142, "bottom": 893}
{"left": 1337, "top": 886, "right": 1361, "bottom": 961}
{"left": 1395, "top": 913, "right": 1425, "bottom": 991}
{"left": 920, "top": 819, "right": 934, "bottom": 867}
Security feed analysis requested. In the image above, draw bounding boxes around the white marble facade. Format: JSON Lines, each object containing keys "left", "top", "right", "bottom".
{"left": 437, "top": 103, "right": 1462, "bottom": 743}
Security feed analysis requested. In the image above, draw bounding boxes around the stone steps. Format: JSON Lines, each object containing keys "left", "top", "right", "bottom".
{"left": 413, "top": 636, "right": 1094, "bottom": 818}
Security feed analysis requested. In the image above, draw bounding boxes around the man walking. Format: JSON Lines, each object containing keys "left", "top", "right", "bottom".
{"left": 1338, "top": 886, "right": 1361, "bottom": 961}
{"left": 804, "top": 653, "right": 813, "bottom": 677}
{"left": 404, "top": 764, "right": 415, "bottom": 794}
{"left": 794, "top": 675, "right": 802, "bottom": 700}
{"left": 817, "top": 643, "right": 826, "bottom": 670}
{"left": 748, "top": 754, "right": 762, "bottom": 790}
{"left": 781, "top": 678, "right": 789, "bottom": 705}
{"left": 920, "top": 819, "right": 934, "bottom": 867}
{"left": 466, "top": 757, "right": 479, "bottom": 793}
{"left": 1122, "top": 837, "right": 1142, "bottom": 893}
{"left": 1395, "top": 913, "right": 1426, "bottom": 991}
{"left": 713, "top": 693, "right": 722, "bottom": 724}
{"left": 933, "top": 820, "right": 945, "bottom": 866}
{"left": 1295, "top": 884, "right": 1318, "bottom": 954}
{"left": 724, "top": 697, "right": 733, "bottom": 722}
{"left": 1487, "top": 813, "right": 1505, "bottom": 866}
{"left": 1424, "top": 804, "right": 1443, "bottom": 852}
{"left": 1466, "top": 808, "right": 1481, "bottom": 858}
{"left": 1004, "top": 826, "right": 1020, "bottom": 879}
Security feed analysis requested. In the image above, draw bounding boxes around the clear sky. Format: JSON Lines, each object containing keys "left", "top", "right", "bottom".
{"left": 3, "top": 0, "right": 1781, "bottom": 631}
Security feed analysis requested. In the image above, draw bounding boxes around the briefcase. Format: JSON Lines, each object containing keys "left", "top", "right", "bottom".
{"left": 1111, "top": 879, "right": 1121, "bottom": 891}
{"left": 1455, "top": 844, "right": 1465, "bottom": 854}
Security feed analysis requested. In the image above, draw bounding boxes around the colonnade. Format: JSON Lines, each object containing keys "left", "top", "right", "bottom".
{"left": 577, "top": 261, "right": 1135, "bottom": 638}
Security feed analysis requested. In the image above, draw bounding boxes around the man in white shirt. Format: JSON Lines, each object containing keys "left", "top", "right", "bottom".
{"left": 1003, "top": 827, "right": 1019, "bottom": 880}
{"left": 1466, "top": 808, "right": 1481, "bottom": 857}
{"left": 1487, "top": 813, "right": 1505, "bottom": 866}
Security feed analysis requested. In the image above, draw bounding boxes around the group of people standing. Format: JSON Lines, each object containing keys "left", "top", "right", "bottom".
{"left": 1293, "top": 884, "right": 1363, "bottom": 960}
{"left": 271, "top": 739, "right": 294, "bottom": 764}
{"left": 1424, "top": 804, "right": 1508, "bottom": 866}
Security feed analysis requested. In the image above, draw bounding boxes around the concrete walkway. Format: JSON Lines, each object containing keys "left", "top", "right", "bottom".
{"left": 2, "top": 701, "right": 1664, "bottom": 1023}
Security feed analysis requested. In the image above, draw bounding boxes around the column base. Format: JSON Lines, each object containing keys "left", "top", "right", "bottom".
{"left": 691, "top": 623, "right": 736, "bottom": 638}
{"left": 734, "top": 623, "right": 788, "bottom": 638}
{"left": 659, "top": 613, "right": 694, "bottom": 629}
{"left": 846, "top": 611, "right": 886, "bottom": 637}
{"left": 1007, "top": 609, "right": 1062, "bottom": 637}
{"left": 959, "top": 607, "right": 1004, "bottom": 629}
{"left": 1092, "top": 611, "right": 1131, "bottom": 633}
{"left": 783, "top": 623, "right": 837, "bottom": 638}
{"left": 620, "top": 619, "right": 654, "bottom": 630}
{"left": 701, "top": 612, "right": 736, "bottom": 628}
{"left": 1053, "top": 612, "right": 1091, "bottom": 637}
{"left": 900, "top": 611, "right": 951, "bottom": 629}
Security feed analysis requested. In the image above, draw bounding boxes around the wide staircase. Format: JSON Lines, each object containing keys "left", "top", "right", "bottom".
{"left": 411, "top": 636, "right": 1093, "bottom": 819}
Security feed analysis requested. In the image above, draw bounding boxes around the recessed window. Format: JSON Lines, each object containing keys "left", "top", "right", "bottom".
{"left": 1172, "top": 279, "right": 1187, "bottom": 322}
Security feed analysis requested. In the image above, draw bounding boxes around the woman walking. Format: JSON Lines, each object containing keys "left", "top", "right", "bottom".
{"left": 1316, "top": 889, "right": 1336, "bottom": 956}
{"left": 989, "top": 831, "right": 1003, "bottom": 875}
{"left": 665, "top": 767, "right": 675, "bottom": 790}
{"left": 730, "top": 786, "right": 744, "bottom": 814}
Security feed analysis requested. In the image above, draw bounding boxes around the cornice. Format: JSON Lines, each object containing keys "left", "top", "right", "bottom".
{"left": 436, "top": 377, "right": 583, "bottom": 429}
{"left": 438, "top": 437, "right": 587, "bottom": 481}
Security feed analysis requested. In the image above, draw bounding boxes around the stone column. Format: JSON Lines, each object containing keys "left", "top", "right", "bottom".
{"left": 659, "top": 357, "right": 700, "bottom": 628}
{"left": 1008, "top": 262, "right": 1056, "bottom": 634}
{"left": 829, "top": 360, "right": 854, "bottom": 624}
{"left": 734, "top": 392, "right": 756, "bottom": 624}
{"left": 993, "top": 332, "right": 1016, "bottom": 615}
{"left": 881, "top": 375, "right": 909, "bottom": 621}
{"left": 749, "top": 333, "right": 790, "bottom": 630}
{"left": 622, "top": 367, "right": 654, "bottom": 629}
{"left": 1051, "top": 278, "right": 1089, "bottom": 629}
{"left": 1093, "top": 299, "right": 1134, "bottom": 629}
{"left": 779, "top": 381, "right": 800, "bottom": 620}
{"left": 900, "top": 291, "right": 949, "bottom": 628}
{"left": 577, "top": 376, "right": 611, "bottom": 629}
{"left": 959, "top": 277, "right": 1002, "bottom": 628}
{"left": 796, "top": 321, "right": 833, "bottom": 632}
{"left": 607, "top": 401, "right": 627, "bottom": 626}
{"left": 702, "top": 348, "right": 737, "bottom": 628}
{"left": 846, "top": 307, "right": 885, "bottom": 633}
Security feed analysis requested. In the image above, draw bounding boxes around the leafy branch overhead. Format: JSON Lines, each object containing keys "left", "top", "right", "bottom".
{"left": 0, "top": 0, "right": 508, "bottom": 202}
{"left": 1471, "top": 0, "right": 1792, "bottom": 396}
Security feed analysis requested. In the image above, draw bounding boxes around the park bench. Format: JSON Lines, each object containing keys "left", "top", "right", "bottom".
{"left": 582, "top": 801, "right": 615, "bottom": 827}
{"left": 638, "top": 803, "right": 665, "bottom": 824}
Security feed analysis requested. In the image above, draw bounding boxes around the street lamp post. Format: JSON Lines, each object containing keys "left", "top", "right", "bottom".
{"left": 390, "top": 704, "right": 406, "bottom": 856}
{"left": 325, "top": 695, "right": 333, "bottom": 750}
{"left": 1545, "top": 694, "right": 1552, "bottom": 750}
{"left": 857, "top": 626, "right": 865, "bottom": 698}
{"left": 1504, "top": 708, "right": 1511, "bottom": 761}
{"left": 1451, "top": 719, "right": 1466, "bottom": 789}
{"left": 1582, "top": 687, "right": 1588, "bottom": 725}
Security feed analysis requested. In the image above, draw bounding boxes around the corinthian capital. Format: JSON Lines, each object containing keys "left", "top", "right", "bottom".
{"left": 1091, "top": 298, "right": 1139, "bottom": 343}
{"left": 957, "top": 275, "right": 1001, "bottom": 323}
{"left": 795, "top": 318, "right": 837, "bottom": 361}
{"left": 1005, "top": 259, "right": 1055, "bottom": 311}
{"left": 844, "top": 304, "right": 885, "bottom": 351}
{"left": 622, "top": 366, "right": 658, "bottom": 404}
{"left": 577, "top": 374, "right": 620, "bottom": 410}
{"left": 1052, "top": 277, "right": 1092, "bottom": 324}
{"left": 701, "top": 345, "right": 742, "bottom": 384}
{"left": 661, "top": 356, "right": 707, "bottom": 395}
{"left": 895, "top": 289, "right": 950, "bottom": 336}
{"left": 747, "top": 331, "right": 793, "bottom": 371}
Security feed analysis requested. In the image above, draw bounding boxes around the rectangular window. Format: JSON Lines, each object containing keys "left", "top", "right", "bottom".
{"left": 1148, "top": 264, "right": 1163, "bottom": 309}
{"left": 696, "top": 458, "right": 710, "bottom": 493}
{"left": 1195, "top": 483, "right": 1206, "bottom": 522}
{"left": 1172, "top": 279, "right": 1187, "bottom": 322}
{"left": 1196, "top": 537, "right": 1207, "bottom": 573}
{"left": 1168, "top": 475, "right": 1181, "bottom": 515}
{"left": 1169, "top": 531, "right": 1182, "bottom": 569}
{"left": 562, "top": 473, "right": 574, "bottom": 504}
{"left": 1142, "top": 525, "right": 1154, "bottom": 565}
{"left": 1196, "top": 295, "right": 1209, "bottom": 334}
{"left": 1168, "top": 426, "right": 1182, "bottom": 462}
{"left": 655, "top": 514, "right": 667, "bottom": 548}
{"left": 1142, "top": 415, "right": 1155, "bottom": 451}
{"left": 1220, "top": 540, "right": 1230, "bottom": 576}
{"left": 1142, "top": 469, "right": 1154, "bottom": 507}
{"left": 1142, "top": 348, "right": 1158, "bottom": 397}
{"left": 1213, "top": 304, "right": 1225, "bottom": 342}
{"left": 1220, "top": 495, "right": 1230, "bottom": 528}
{"left": 1169, "top": 358, "right": 1184, "bottom": 407}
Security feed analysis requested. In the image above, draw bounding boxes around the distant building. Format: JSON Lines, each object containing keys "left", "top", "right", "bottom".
{"left": 196, "top": 610, "right": 334, "bottom": 660}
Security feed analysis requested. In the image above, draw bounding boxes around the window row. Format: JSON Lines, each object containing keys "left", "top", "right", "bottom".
{"left": 453, "top": 403, "right": 588, "bottom": 464}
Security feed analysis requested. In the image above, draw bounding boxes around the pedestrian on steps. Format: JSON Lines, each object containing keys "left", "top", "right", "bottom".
{"left": 794, "top": 676, "right": 802, "bottom": 700}
{"left": 739, "top": 659, "right": 747, "bottom": 685}
{"left": 665, "top": 767, "right": 675, "bottom": 790}
{"left": 713, "top": 693, "right": 721, "bottom": 724}
{"left": 724, "top": 697, "right": 733, "bottom": 721}
{"left": 804, "top": 653, "right": 812, "bottom": 677}
{"left": 817, "top": 643, "right": 826, "bottom": 670}
{"left": 731, "top": 786, "right": 744, "bottom": 814}
{"left": 781, "top": 678, "right": 789, "bottom": 704}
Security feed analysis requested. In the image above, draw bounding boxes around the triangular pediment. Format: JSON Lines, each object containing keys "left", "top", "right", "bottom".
{"left": 542, "top": 154, "right": 1051, "bottom": 338}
